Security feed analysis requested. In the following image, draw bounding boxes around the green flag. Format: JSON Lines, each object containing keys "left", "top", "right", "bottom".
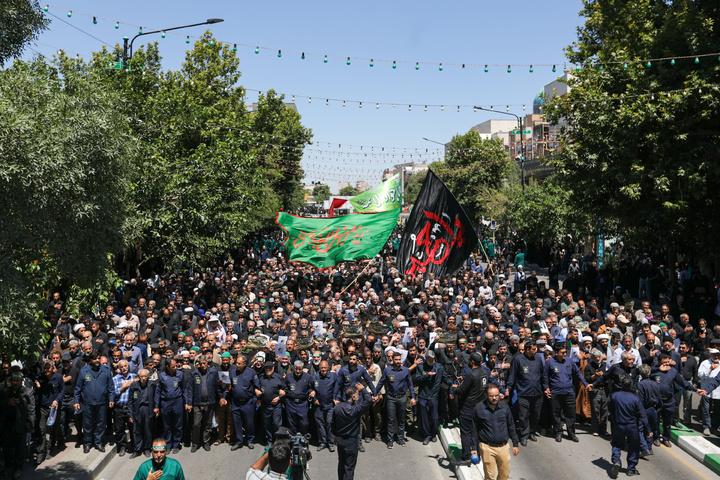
{"left": 349, "top": 174, "right": 402, "bottom": 212}
{"left": 276, "top": 209, "right": 399, "bottom": 269}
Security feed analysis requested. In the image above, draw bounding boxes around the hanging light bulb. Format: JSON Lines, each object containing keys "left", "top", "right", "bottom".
{"left": 392, "top": 61, "right": 397, "bottom": 69}
{"left": 93, "top": 16, "right": 97, "bottom": 24}
{"left": 342, "top": 100, "right": 345, "bottom": 107}
{"left": 324, "top": 55, "right": 328, "bottom": 63}
{"left": 623, "top": 63, "right": 628, "bottom": 70}
{"left": 490, "top": 105, "right": 494, "bottom": 111}
{"left": 255, "top": 47, "right": 259, "bottom": 54}
{"left": 529, "top": 65, "right": 533, "bottom": 73}
{"left": 507, "top": 65, "right": 512, "bottom": 73}
{"left": 473, "top": 107, "right": 477, "bottom": 112}
{"left": 67, "top": 10, "right": 72, "bottom": 17}
{"left": 346, "top": 57, "right": 351, "bottom": 65}
{"left": 424, "top": 105, "right": 427, "bottom": 111}
{"left": 359, "top": 102, "right": 362, "bottom": 108}
{"left": 552, "top": 65, "right": 556, "bottom": 72}
{"left": 161, "top": 31, "right": 166, "bottom": 38}
{"left": 441, "top": 105, "right": 444, "bottom": 111}
{"left": 392, "top": 104, "right": 396, "bottom": 108}
{"left": 408, "top": 105, "right": 412, "bottom": 111}
{"left": 575, "top": 65, "right": 580, "bottom": 71}
{"left": 307, "top": 97, "right": 311, "bottom": 103}
{"left": 670, "top": 58, "right": 676, "bottom": 66}
{"left": 186, "top": 36, "right": 190, "bottom": 44}
{"left": 376, "top": 103, "right": 379, "bottom": 109}
{"left": 278, "top": 50, "right": 282, "bottom": 58}
{"left": 326, "top": 99, "right": 329, "bottom": 106}
{"left": 415, "top": 62, "right": 419, "bottom": 70}
{"left": 598, "top": 64, "right": 603, "bottom": 71}
{"left": 291, "top": 95, "right": 295, "bottom": 101}
{"left": 139, "top": 27, "right": 143, "bottom": 34}
{"left": 484, "top": 64, "right": 488, "bottom": 73}
{"left": 523, "top": 105, "right": 526, "bottom": 111}
{"left": 301, "top": 52, "right": 305, "bottom": 59}
{"left": 44, "top": 5, "right": 48, "bottom": 11}
{"left": 506, "top": 105, "right": 509, "bottom": 112}
{"left": 457, "top": 106, "right": 460, "bottom": 112}
{"left": 695, "top": 57, "right": 700, "bottom": 64}
{"left": 439, "top": 63, "right": 443, "bottom": 71}
{"left": 370, "top": 59, "right": 374, "bottom": 67}
{"left": 646, "top": 60, "right": 651, "bottom": 68}
{"left": 115, "top": 21, "right": 119, "bottom": 29}
{"left": 233, "top": 44, "right": 237, "bottom": 52}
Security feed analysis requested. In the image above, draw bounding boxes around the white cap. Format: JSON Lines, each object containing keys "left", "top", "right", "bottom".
{"left": 208, "top": 315, "right": 220, "bottom": 322}
{"left": 398, "top": 321, "right": 409, "bottom": 328}
{"left": 184, "top": 307, "right": 194, "bottom": 313}
{"left": 118, "top": 321, "right": 129, "bottom": 329}
{"left": 73, "top": 323, "right": 85, "bottom": 332}
{"left": 709, "top": 348, "right": 720, "bottom": 354}
{"left": 472, "top": 319, "right": 483, "bottom": 325}
{"left": 581, "top": 336, "right": 593, "bottom": 343}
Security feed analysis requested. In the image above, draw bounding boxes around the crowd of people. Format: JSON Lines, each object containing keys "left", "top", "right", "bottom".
{"left": 2, "top": 227, "right": 720, "bottom": 479}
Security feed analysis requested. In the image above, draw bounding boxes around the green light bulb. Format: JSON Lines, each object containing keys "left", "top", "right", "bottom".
{"left": 324, "top": 55, "right": 328, "bottom": 63}
{"left": 346, "top": 57, "right": 351, "bottom": 65}
{"left": 44, "top": 5, "right": 48, "bottom": 12}
{"left": 598, "top": 65, "right": 603, "bottom": 71}
{"left": 278, "top": 50, "right": 282, "bottom": 57}
{"left": 392, "top": 61, "right": 396, "bottom": 69}
{"left": 623, "top": 63, "right": 628, "bottom": 70}
{"left": 67, "top": 11, "right": 72, "bottom": 17}
{"left": 233, "top": 44, "right": 237, "bottom": 52}
{"left": 255, "top": 47, "right": 259, "bottom": 54}
{"left": 552, "top": 65, "right": 556, "bottom": 72}
{"left": 670, "top": 58, "right": 675, "bottom": 66}
{"left": 439, "top": 63, "right": 443, "bottom": 71}
{"left": 301, "top": 52, "right": 305, "bottom": 59}
{"left": 646, "top": 61, "right": 651, "bottom": 68}
{"left": 484, "top": 65, "right": 488, "bottom": 73}
{"left": 115, "top": 22, "right": 119, "bottom": 29}
{"left": 370, "top": 59, "right": 374, "bottom": 67}
{"left": 529, "top": 65, "right": 534, "bottom": 73}
{"left": 415, "top": 62, "right": 419, "bottom": 70}
{"left": 186, "top": 36, "right": 190, "bottom": 44}
{"left": 161, "top": 31, "right": 166, "bottom": 38}
{"left": 93, "top": 17, "right": 97, "bottom": 25}
{"left": 507, "top": 65, "right": 511, "bottom": 73}
{"left": 695, "top": 57, "right": 699, "bottom": 64}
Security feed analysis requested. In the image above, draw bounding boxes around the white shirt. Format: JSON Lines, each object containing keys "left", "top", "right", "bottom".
{"left": 698, "top": 359, "right": 720, "bottom": 400}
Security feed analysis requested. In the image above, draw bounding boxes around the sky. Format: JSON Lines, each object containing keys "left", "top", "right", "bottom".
{"left": 25, "top": 1, "right": 585, "bottom": 191}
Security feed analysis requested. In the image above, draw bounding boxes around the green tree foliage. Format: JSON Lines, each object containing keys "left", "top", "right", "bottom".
{"left": 433, "top": 132, "right": 518, "bottom": 222}
{"left": 89, "top": 33, "right": 311, "bottom": 270}
{"left": 544, "top": 0, "right": 720, "bottom": 252}
{"left": 340, "top": 186, "right": 360, "bottom": 196}
{"left": 0, "top": 59, "right": 133, "bottom": 357}
{"left": 0, "top": 0, "right": 49, "bottom": 66}
{"left": 312, "top": 184, "right": 331, "bottom": 203}
{"left": 503, "top": 181, "right": 587, "bottom": 243}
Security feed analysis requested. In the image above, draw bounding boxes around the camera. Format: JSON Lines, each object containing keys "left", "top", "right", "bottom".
{"left": 275, "top": 428, "right": 312, "bottom": 480}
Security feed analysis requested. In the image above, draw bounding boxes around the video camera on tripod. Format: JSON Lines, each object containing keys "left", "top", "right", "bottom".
{"left": 275, "top": 427, "right": 312, "bottom": 480}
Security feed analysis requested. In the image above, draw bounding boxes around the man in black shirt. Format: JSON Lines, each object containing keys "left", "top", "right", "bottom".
{"left": 456, "top": 352, "right": 491, "bottom": 464}
{"left": 332, "top": 384, "right": 372, "bottom": 480}
{"left": 472, "top": 384, "right": 519, "bottom": 480}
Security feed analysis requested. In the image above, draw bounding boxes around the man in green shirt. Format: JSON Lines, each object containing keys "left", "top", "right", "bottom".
{"left": 134, "top": 438, "right": 185, "bottom": 480}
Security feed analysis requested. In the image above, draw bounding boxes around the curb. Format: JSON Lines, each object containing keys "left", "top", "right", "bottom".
{"left": 25, "top": 445, "right": 117, "bottom": 480}
{"left": 670, "top": 422, "right": 720, "bottom": 476}
{"left": 438, "top": 426, "right": 484, "bottom": 480}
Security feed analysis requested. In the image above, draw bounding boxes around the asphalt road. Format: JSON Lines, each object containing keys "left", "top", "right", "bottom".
{"left": 97, "top": 436, "right": 454, "bottom": 480}
{"left": 508, "top": 427, "right": 719, "bottom": 480}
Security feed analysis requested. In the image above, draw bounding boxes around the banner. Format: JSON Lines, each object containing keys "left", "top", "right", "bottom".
{"left": 396, "top": 169, "right": 478, "bottom": 278}
{"left": 328, "top": 197, "right": 348, "bottom": 217}
{"left": 276, "top": 209, "right": 399, "bottom": 269}
{"left": 349, "top": 174, "right": 402, "bottom": 212}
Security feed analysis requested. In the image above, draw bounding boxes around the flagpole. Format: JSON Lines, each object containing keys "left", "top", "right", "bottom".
{"left": 340, "top": 259, "right": 374, "bottom": 295}
{"left": 478, "top": 240, "right": 495, "bottom": 275}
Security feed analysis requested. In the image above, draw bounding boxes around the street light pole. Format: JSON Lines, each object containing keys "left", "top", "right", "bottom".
{"left": 122, "top": 18, "right": 224, "bottom": 67}
{"left": 473, "top": 106, "right": 525, "bottom": 191}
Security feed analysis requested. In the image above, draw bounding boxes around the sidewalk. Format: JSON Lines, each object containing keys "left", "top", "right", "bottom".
{"left": 17, "top": 445, "right": 116, "bottom": 480}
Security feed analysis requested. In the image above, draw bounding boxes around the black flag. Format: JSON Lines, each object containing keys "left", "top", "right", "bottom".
{"left": 397, "top": 169, "right": 478, "bottom": 279}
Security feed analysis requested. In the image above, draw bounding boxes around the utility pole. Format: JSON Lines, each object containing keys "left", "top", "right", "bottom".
{"left": 473, "top": 106, "right": 526, "bottom": 191}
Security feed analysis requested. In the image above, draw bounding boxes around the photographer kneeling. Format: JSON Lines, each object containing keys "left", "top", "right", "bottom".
{"left": 246, "top": 442, "right": 292, "bottom": 480}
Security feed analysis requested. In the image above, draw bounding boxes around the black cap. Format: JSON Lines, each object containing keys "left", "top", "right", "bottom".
{"left": 470, "top": 352, "right": 484, "bottom": 364}
{"left": 263, "top": 361, "right": 275, "bottom": 369}
{"left": 61, "top": 352, "right": 72, "bottom": 362}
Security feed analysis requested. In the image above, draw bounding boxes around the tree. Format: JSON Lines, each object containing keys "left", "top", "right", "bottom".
{"left": 433, "top": 132, "right": 518, "bottom": 223}
{"left": 0, "top": 59, "right": 133, "bottom": 358}
{"left": 503, "top": 180, "right": 587, "bottom": 244}
{"left": 544, "top": 0, "right": 720, "bottom": 255}
{"left": 0, "top": 0, "right": 49, "bottom": 66}
{"left": 89, "top": 33, "right": 312, "bottom": 271}
{"left": 312, "top": 184, "right": 331, "bottom": 203}
{"left": 339, "top": 186, "right": 360, "bottom": 197}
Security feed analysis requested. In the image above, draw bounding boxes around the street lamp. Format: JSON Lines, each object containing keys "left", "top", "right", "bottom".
{"left": 474, "top": 106, "right": 526, "bottom": 191}
{"left": 422, "top": 137, "right": 447, "bottom": 161}
{"left": 122, "top": 18, "right": 224, "bottom": 67}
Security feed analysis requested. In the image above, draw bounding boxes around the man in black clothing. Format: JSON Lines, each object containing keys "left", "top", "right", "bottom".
{"left": 456, "top": 352, "right": 492, "bottom": 464}
{"left": 332, "top": 384, "right": 372, "bottom": 480}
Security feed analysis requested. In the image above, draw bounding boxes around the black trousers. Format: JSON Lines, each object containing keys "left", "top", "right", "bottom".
{"left": 459, "top": 405, "right": 476, "bottom": 460}
{"left": 336, "top": 435, "right": 359, "bottom": 480}
{"left": 37, "top": 405, "right": 60, "bottom": 455}
{"left": 132, "top": 406, "right": 153, "bottom": 453}
{"left": 550, "top": 393, "right": 576, "bottom": 436}
{"left": 113, "top": 405, "right": 131, "bottom": 449}
{"left": 517, "top": 395, "right": 543, "bottom": 440}
{"left": 192, "top": 404, "right": 214, "bottom": 447}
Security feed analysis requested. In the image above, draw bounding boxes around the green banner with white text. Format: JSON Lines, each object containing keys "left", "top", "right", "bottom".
{"left": 276, "top": 209, "right": 399, "bottom": 269}
{"left": 349, "top": 174, "right": 402, "bottom": 212}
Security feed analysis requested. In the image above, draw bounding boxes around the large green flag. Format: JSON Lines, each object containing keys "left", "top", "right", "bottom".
{"left": 276, "top": 209, "right": 399, "bottom": 269}
{"left": 349, "top": 174, "right": 402, "bottom": 212}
